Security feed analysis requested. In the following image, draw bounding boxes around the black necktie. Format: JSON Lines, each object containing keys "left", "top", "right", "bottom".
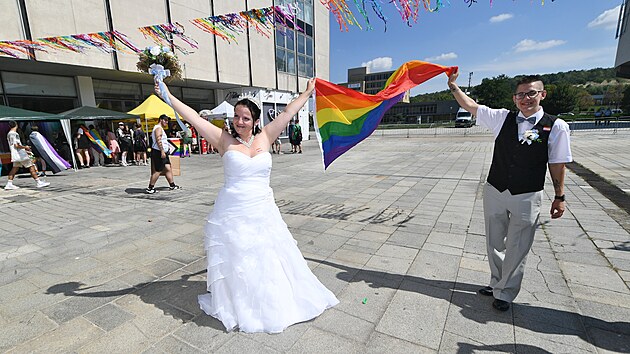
{"left": 516, "top": 116, "right": 536, "bottom": 124}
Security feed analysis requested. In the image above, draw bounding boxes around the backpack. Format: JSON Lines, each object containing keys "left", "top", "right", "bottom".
{"left": 292, "top": 124, "right": 302, "bottom": 141}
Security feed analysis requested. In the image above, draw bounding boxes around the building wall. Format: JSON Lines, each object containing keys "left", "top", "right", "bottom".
{"left": 616, "top": 0, "right": 630, "bottom": 78}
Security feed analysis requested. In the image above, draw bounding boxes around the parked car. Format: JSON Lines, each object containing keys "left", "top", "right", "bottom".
{"left": 558, "top": 112, "right": 575, "bottom": 117}
{"left": 454, "top": 108, "right": 475, "bottom": 128}
{"left": 611, "top": 108, "right": 623, "bottom": 114}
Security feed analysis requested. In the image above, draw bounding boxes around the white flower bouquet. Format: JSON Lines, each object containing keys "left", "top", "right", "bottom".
{"left": 136, "top": 45, "right": 182, "bottom": 81}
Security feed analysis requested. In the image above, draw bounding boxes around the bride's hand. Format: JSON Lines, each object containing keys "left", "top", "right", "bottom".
{"left": 154, "top": 82, "right": 170, "bottom": 97}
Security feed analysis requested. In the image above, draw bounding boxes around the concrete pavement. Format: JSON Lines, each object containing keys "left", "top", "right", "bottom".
{"left": 0, "top": 130, "right": 629, "bottom": 353}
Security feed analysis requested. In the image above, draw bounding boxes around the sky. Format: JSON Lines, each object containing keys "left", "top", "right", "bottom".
{"left": 328, "top": 0, "right": 624, "bottom": 95}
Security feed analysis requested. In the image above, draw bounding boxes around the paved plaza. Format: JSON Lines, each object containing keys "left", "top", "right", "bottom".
{"left": 0, "top": 129, "right": 629, "bottom": 353}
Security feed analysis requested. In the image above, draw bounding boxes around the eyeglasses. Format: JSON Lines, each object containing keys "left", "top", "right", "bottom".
{"left": 514, "top": 90, "right": 543, "bottom": 100}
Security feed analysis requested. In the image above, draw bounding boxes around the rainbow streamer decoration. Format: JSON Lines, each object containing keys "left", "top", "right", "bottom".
{"left": 314, "top": 60, "right": 456, "bottom": 169}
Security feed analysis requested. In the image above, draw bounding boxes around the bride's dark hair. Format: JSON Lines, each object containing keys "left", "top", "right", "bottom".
{"left": 231, "top": 98, "right": 261, "bottom": 139}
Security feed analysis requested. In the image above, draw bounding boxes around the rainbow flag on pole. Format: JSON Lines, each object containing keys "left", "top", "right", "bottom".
{"left": 314, "top": 60, "right": 457, "bottom": 169}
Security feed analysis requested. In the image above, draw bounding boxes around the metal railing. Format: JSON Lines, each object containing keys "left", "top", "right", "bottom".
{"left": 370, "top": 117, "right": 630, "bottom": 138}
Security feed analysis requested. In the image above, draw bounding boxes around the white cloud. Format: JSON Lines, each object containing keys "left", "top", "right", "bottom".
{"left": 472, "top": 47, "right": 616, "bottom": 78}
{"left": 513, "top": 39, "right": 566, "bottom": 53}
{"left": 489, "top": 13, "right": 513, "bottom": 23}
{"left": 588, "top": 6, "right": 621, "bottom": 30}
{"left": 424, "top": 52, "right": 458, "bottom": 62}
{"left": 361, "top": 57, "right": 393, "bottom": 73}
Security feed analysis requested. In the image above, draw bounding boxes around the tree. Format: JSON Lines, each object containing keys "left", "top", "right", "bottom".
{"left": 473, "top": 74, "right": 514, "bottom": 109}
{"left": 544, "top": 84, "right": 578, "bottom": 115}
{"left": 604, "top": 84, "right": 624, "bottom": 108}
{"left": 575, "top": 88, "right": 594, "bottom": 112}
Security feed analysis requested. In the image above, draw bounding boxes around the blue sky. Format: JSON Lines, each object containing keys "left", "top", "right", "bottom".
{"left": 328, "top": 1, "right": 623, "bottom": 95}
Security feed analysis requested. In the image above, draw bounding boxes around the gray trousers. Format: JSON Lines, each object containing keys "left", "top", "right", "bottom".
{"left": 483, "top": 183, "right": 542, "bottom": 302}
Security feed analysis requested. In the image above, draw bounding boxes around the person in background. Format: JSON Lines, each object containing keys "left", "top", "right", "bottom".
{"left": 28, "top": 125, "right": 47, "bottom": 176}
{"left": 4, "top": 120, "right": 50, "bottom": 190}
{"left": 145, "top": 114, "right": 180, "bottom": 194}
{"left": 87, "top": 124, "right": 105, "bottom": 167}
{"left": 117, "top": 122, "right": 132, "bottom": 166}
{"left": 106, "top": 128, "right": 120, "bottom": 165}
{"left": 75, "top": 127, "right": 91, "bottom": 169}
{"left": 133, "top": 123, "right": 148, "bottom": 166}
{"left": 292, "top": 119, "right": 303, "bottom": 154}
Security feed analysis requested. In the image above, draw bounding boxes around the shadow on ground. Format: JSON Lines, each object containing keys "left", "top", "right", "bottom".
{"left": 46, "top": 259, "right": 630, "bottom": 352}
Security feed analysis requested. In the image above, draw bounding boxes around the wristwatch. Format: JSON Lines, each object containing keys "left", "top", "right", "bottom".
{"left": 554, "top": 195, "right": 565, "bottom": 202}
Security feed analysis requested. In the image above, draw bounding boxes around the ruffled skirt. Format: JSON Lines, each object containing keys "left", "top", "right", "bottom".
{"left": 199, "top": 188, "right": 338, "bottom": 333}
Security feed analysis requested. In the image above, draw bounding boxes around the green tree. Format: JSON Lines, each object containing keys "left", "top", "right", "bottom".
{"left": 543, "top": 84, "right": 578, "bottom": 115}
{"left": 604, "top": 84, "right": 624, "bottom": 108}
{"left": 575, "top": 88, "right": 594, "bottom": 112}
{"left": 473, "top": 74, "right": 514, "bottom": 109}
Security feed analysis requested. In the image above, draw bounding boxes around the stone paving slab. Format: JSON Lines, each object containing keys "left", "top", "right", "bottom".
{"left": 0, "top": 131, "right": 629, "bottom": 353}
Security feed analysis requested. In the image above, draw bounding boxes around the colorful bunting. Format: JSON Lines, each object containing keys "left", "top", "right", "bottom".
{"left": 191, "top": 4, "right": 300, "bottom": 44}
{"left": 0, "top": 31, "right": 140, "bottom": 58}
{"left": 138, "top": 22, "right": 198, "bottom": 55}
{"left": 314, "top": 61, "right": 457, "bottom": 169}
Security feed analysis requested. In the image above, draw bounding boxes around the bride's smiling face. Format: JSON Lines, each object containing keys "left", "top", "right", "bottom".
{"left": 233, "top": 105, "right": 258, "bottom": 137}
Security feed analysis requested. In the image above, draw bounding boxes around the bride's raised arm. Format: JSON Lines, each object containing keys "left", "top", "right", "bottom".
{"left": 263, "top": 78, "right": 315, "bottom": 140}
{"left": 155, "top": 83, "right": 224, "bottom": 149}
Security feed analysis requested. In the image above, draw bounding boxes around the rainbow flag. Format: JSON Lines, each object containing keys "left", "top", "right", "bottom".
{"left": 314, "top": 61, "right": 457, "bottom": 169}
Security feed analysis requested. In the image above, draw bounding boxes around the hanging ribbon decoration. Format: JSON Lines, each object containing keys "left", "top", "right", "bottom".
{"left": 138, "top": 22, "right": 198, "bottom": 55}
{"left": 150, "top": 64, "right": 189, "bottom": 134}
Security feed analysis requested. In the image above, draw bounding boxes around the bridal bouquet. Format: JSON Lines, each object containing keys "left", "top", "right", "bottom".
{"left": 136, "top": 45, "right": 182, "bottom": 81}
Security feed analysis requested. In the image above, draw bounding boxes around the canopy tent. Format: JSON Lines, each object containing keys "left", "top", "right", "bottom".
{"left": 59, "top": 106, "right": 139, "bottom": 121}
{"left": 0, "top": 105, "right": 76, "bottom": 169}
{"left": 0, "top": 105, "right": 62, "bottom": 121}
{"left": 57, "top": 106, "right": 140, "bottom": 170}
{"left": 208, "top": 101, "right": 234, "bottom": 119}
{"left": 128, "top": 94, "right": 177, "bottom": 133}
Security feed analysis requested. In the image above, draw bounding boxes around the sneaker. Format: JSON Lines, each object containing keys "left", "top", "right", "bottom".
{"left": 169, "top": 185, "right": 181, "bottom": 191}
{"left": 4, "top": 184, "right": 19, "bottom": 190}
{"left": 36, "top": 180, "right": 50, "bottom": 188}
{"left": 145, "top": 187, "right": 156, "bottom": 194}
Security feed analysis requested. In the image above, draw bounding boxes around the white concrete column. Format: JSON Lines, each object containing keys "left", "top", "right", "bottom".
{"left": 76, "top": 76, "right": 96, "bottom": 107}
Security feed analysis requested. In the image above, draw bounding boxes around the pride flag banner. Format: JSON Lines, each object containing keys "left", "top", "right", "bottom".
{"left": 314, "top": 60, "right": 457, "bottom": 169}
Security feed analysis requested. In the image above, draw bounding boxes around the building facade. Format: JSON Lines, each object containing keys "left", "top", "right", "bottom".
{"left": 615, "top": 0, "right": 630, "bottom": 78}
{"left": 339, "top": 65, "right": 458, "bottom": 124}
{"left": 0, "top": 0, "right": 329, "bottom": 142}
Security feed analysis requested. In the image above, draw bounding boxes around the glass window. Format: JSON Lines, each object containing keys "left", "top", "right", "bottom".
{"left": 2, "top": 72, "right": 76, "bottom": 97}
{"left": 94, "top": 79, "right": 141, "bottom": 100}
{"left": 7, "top": 96, "right": 76, "bottom": 113}
{"left": 183, "top": 87, "right": 213, "bottom": 101}
{"left": 303, "top": 1, "right": 313, "bottom": 24}
{"left": 297, "top": 33, "right": 305, "bottom": 54}
{"left": 297, "top": 1, "right": 305, "bottom": 21}
{"left": 306, "top": 37, "right": 313, "bottom": 56}
{"left": 286, "top": 30, "right": 295, "bottom": 51}
{"left": 287, "top": 51, "right": 296, "bottom": 74}
{"left": 275, "top": 28, "right": 285, "bottom": 48}
{"left": 298, "top": 55, "right": 307, "bottom": 76}
{"left": 276, "top": 48, "right": 286, "bottom": 72}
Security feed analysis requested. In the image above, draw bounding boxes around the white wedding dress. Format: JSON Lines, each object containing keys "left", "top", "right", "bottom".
{"left": 198, "top": 150, "right": 339, "bottom": 333}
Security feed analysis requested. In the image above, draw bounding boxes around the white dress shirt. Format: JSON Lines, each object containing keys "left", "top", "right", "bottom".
{"left": 475, "top": 105, "right": 572, "bottom": 164}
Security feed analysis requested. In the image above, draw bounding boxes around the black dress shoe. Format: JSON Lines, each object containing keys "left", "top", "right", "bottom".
{"left": 492, "top": 299, "right": 510, "bottom": 311}
{"left": 478, "top": 286, "right": 493, "bottom": 296}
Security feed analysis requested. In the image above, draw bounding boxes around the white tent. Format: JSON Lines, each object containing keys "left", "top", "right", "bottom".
{"left": 208, "top": 101, "right": 234, "bottom": 119}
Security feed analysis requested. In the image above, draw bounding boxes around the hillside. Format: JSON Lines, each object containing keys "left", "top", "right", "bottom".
{"left": 410, "top": 67, "right": 629, "bottom": 102}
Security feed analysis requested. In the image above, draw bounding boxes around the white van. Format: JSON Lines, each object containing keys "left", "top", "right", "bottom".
{"left": 455, "top": 108, "right": 475, "bottom": 128}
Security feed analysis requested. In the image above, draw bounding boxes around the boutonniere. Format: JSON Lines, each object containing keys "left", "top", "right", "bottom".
{"left": 520, "top": 129, "right": 542, "bottom": 145}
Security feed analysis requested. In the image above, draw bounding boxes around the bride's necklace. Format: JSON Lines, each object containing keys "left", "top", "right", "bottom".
{"left": 236, "top": 135, "right": 254, "bottom": 148}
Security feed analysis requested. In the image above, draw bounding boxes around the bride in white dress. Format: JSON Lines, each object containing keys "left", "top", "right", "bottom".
{"left": 156, "top": 79, "right": 338, "bottom": 333}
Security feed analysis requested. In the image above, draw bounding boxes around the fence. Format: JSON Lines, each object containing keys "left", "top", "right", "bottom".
{"left": 370, "top": 117, "right": 630, "bottom": 138}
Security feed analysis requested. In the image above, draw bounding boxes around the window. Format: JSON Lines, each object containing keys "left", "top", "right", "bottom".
{"left": 1, "top": 72, "right": 77, "bottom": 113}
{"left": 275, "top": 0, "right": 314, "bottom": 77}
